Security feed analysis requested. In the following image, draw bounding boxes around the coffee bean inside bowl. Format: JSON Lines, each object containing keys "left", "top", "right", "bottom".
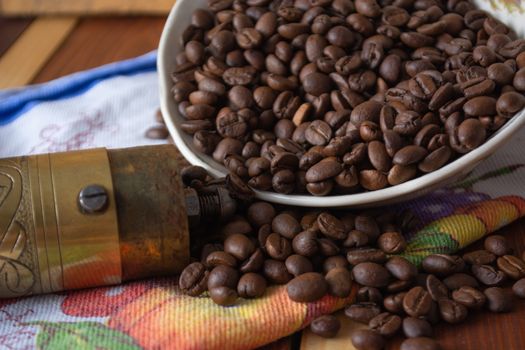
{"left": 170, "top": 0, "right": 524, "bottom": 196}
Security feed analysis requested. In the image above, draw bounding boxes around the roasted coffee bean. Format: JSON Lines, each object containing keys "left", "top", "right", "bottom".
{"left": 418, "top": 146, "right": 452, "bottom": 173}
{"left": 179, "top": 262, "right": 209, "bottom": 296}
{"left": 422, "top": 254, "right": 465, "bottom": 277}
{"left": 512, "top": 278, "right": 525, "bottom": 298}
{"left": 318, "top": 238, "right": 340, "bottom": 256}
{"left": 385, "top": 257, "right": 417, "bottom": 281}
{"left": 497, "top": 255, "right": 525, "bottom": 280}
{"left": 272, "top": 169, "right": 295, "bottom": 194}
{"left": 350, "top": 329, "right": 386, "bottom": 350}
{"left": 208, "top": 265, "right": 240, "bottom": 290}
{"left": 317, "top": 212, "right": 346, "bottom": 240}
{"left": 484, "top": 235, "right": 511, "bottom": 256}
{"left": 452, "top": 286, "right": 486, "bottom": 309}
{"left": 353, "top": 262, "right": 390, "bottom": 288}
{"left": 305, "top": 120, "right": 333, "bottom": 146}
{"left": 210, "top": 286, "right": 238, "bottom": 306}
{"left": 205, "top": 251, "right": 238, "bottom": 268}
{"left": 287, "top": 272, "right": 328, "bottom": 302}
{"left": 484, "top": 287, "right": 512, "bottom": 312}
{"left": 471, "top": 264, "right": 506, "bottom": 286}
{"left": 463, "top": 250, "right": 496, "bottom": 265}
{"left": 426, "top": 274, "right": 449, "bottom": 301}
{"left": 497, "top": 91, "right": 525, "bottom": 118}
{"left": 351, "top": 101, "right": 382, "bottom": 125}
{"left": 224, "top": 233, "right": 256, "bottom": 261}
{"left": 359, "top": 170, "right": 388, "bottom": 191}
{"left": 462, "top": 78, "right": 495, "bottom": 98}
{"left": 378, "top": 232, "right": 407, "bottom": 254}
{"left": 402, "top": 317, "right": 433, "bottom": 338}
{"left": 386, "top": 279, "right": 413, "bottom": 294}
{"left": 303, "top": 73, "right": 333, "bottom": 96}
{"left": 388, "top": 164, "right": 417, "bottom": 185}
{"left": 264, "top": 259, "right": 293, "bottom": 284}
{"left": 355, "top": 215, "right": 381, "bottom": 241}
{"left": 293, "top": 230, "right": 319, "bottom": 257}
{"left": 403, "top": 286, "right": 432, "bottom": 317}
{"left": 181, "top": 165, "right": 208, "bottom": 185}
{"left": 409, "top": 71, "right": 442, "bottom": 100}
{"left": 443, "top": 273, "right": 479, "bottom": 290}
{"left": 213, "top": 138, "right": 243, "bottom": 163}
{"left": 310, "top": 315, "right": 341, "bottom": 338}
{"left": 265, "top": 233, "right": 292, "bottom": 260}
{"left": 237, "top": 273, "right": 267, "bottom": 298}
{"left": 240, "top": 248, "right": 265, "bottom": 273}
{"left": 453, "top": 118, "right": 486, "bottom": 152}
{"left": 306, "top": 158, "right": 343, "bottom": 182}
{"left": 247, "top": 202, "right": 275, "bottom": 227}
{"left": 346, "top": 302, "right": 382, "bottom": 323}
{"left": 463, "top": 96, "right": 497, "bottom": 117}
{"left": 347, "top": 248, "right": 387, "bottom": 265}
{"left": 514, "top": 67, "right": 525, "bottom": 91}
{"left": 285, "top": 254, "right": 313, "bottom": 276}
{"left": 369, "top": 312, "right": 401, "bottom": 337}
{"left": 429, "top": 83, "right": 455, "bottom": 111}
{"left": 438, "top": 298, "right": 468, "bottom": 323}
{"left": 344, "top": 230, "right": 369, "bottom": 248}
{"left": 393, "top": 145, "right": 428, "bottom": 166}
{"left": 360, "top": 121, "right": 382, "bottom": 142}
{"left": 400, "top": 337, "right": 441, "bottom": 350}
{"left": 357, "top": 286, "right": 384, "bottom": 304}
{"left": 323, "top": 255, "right": 350, "bottom": 273}
{"left": 326, "top": 267, "right": 353, "bottom": 297}
{"left": 355, "top": 0, "right": 382, "bottom": 17}
{"left": 383, "top": 292, "right": 406, "bottom": 314}
{"left": 368, "top": 141, "right": 392, "bottom": 172}
{"left": 272, "top": 213, "right": 301, "bottom": 239}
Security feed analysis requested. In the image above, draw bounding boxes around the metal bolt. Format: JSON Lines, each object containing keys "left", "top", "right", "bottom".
{"left": 184, "top": 187, "right": 237, "bottom": 228}
{"left": 78, "top": 184, "right": 108, "bottom": 214}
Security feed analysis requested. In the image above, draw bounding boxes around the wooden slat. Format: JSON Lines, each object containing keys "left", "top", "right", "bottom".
{"left": 31, "top": 17, "right": 165, "bottom": 84}
{"left": 0, "top": 0, "right": 174, "bottom": 16}
{"left": 0, "top": 18, "right": 33, "bottom": 57}
{"left": 259, "top": 335, "right": 295, "bottom": 350}
{"left": 0, "top": 16, "right": 77, "bottom": 89}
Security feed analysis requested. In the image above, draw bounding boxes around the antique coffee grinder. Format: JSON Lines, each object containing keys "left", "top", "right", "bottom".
{"left": 0, "top": 145, "right": 235, "bottom": 298}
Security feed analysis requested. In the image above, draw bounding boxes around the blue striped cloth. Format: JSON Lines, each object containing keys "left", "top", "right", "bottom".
{"left": 0, "top": 51, "right": 157, "bottom": 125}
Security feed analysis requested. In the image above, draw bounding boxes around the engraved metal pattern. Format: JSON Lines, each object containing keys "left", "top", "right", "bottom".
{"left": 0, "top": 149, "right": 121, "bottom": 298}
{"left": 0, "top": 159, "right": 35, "bottom": 298}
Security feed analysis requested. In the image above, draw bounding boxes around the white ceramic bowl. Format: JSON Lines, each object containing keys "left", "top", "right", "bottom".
{"left": 158, "top": 0, "right": 525, "bottom": 208}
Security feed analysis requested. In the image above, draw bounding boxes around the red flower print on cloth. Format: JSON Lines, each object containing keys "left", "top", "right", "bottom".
{"left": 29, "top": 111, "right": 118, "bottom": 154}
{"left": 61, "top": 282, "right": 151, "bottom": 317}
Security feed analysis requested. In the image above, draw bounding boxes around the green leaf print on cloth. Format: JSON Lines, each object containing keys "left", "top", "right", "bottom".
{"left": 27, "top": 321, "right": 142, "bottom": 350}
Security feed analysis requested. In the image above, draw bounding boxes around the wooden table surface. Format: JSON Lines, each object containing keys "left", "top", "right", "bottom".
{"left": 1, "top": 15, "right": 525, "bottom": 350}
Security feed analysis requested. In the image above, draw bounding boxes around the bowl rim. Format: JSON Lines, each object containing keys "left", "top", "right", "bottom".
{"left": 158, "top": 0, "right": 525, "bottom": 208}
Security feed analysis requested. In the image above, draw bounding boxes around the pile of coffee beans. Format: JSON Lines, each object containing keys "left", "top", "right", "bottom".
{"left": 171, "top": 0, "right": 525, "bottom": 196}
{"left": 179, "top": 165, "right": 525, "bottom": 350}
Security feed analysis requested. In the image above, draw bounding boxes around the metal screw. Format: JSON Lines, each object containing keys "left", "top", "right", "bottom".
{"left": 78, "top": 184, "right": 108, "bottom": 214}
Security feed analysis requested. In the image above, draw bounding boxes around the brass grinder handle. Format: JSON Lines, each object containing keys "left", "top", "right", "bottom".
{"left": 0, "top": 145, "right": 190, "bottom": 298}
